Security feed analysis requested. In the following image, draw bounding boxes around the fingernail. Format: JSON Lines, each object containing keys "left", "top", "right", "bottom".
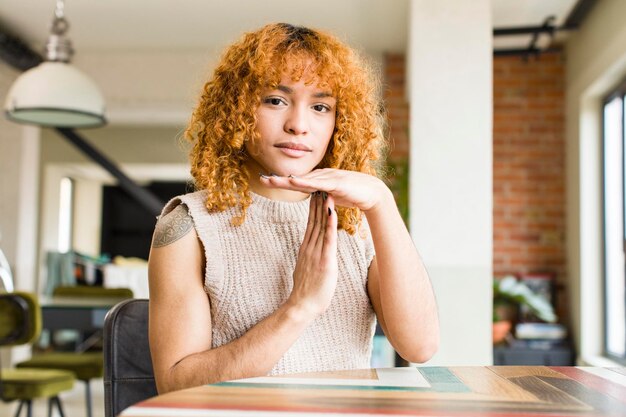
{"left": 328, "top": 207, "right": 332, "bottom": 216}
{"left": 270, "top": 173, "right": 279, "bottom": 177}
{"left": 259, "top": 172, "right": 269, "bottom": 179}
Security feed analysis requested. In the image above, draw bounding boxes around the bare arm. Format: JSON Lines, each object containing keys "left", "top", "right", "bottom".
{"left": 261, "top": 170, "right": 440, "bottom": 363}
{"left": 148, "top": 196, "right": 337, "bottom": 393}
{"left": 364, "top": 188, "right": 439, "bottom": 363}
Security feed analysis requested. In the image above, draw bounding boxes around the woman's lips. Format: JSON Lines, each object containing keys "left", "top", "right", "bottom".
{"left": 275, "top": 142, "right": 312, "bottom": 157}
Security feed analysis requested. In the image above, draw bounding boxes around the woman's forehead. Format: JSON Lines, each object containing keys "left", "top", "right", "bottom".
{"left": 269, "top": 56, "right": 333, "bottom": 91}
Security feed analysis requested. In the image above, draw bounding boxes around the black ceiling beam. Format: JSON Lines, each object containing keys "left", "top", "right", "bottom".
{"left": 493, "top": 26, "right": 554, "bottom": 37}
{"left": 56, "top": 128, "right": 164, "bottom": 216}
{"left": 494, "top": 48, "right": 540, "bottom": 57}
{"left": 563, "top": 0, "right": 598, "bottom": 29}
{"left": 493, "top": 47, "right": 563, "bottom": 57}
{"left": 0, "top": 30, "right": 42, "bottom": 71}
{"left": 0, "top": 28, "right": 164, "bottom": 217}
{"left": 494, "top": 15, "right": 557, "bottom": 37}
{"left": 494, "top": 0, "right": 597, "bottom": 36}
{"left": 494, "top": 16, "right": 556, "bottom": 59}
{"left": 527, "top": 17, "right": 556, "bottom": 54}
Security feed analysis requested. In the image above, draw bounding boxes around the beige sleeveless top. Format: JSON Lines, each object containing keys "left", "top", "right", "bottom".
{"left": 161, "top": 190, "right": 376, "bottom": 375}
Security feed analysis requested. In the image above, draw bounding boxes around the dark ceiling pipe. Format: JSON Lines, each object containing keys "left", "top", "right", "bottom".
{"left": 0, "top": 29, "right": 164, "bottom": 217}
{"left": 526, "top": 16, "right": 556, "bottom": 55}
{"left": 493, "top": 15, "right": 557, "bottom": 58}
{"left": 493, "top": 0, "right": 597, "bottom": 37}
{"left": 494, "top": 48, "right": 541, "bottom": 57}
{"left": 493, "top": 47, "right": 564, "bottom": 58}
{"left": 563, "top": 0, "right": 598, "bottom": 29}
{"left": 493, "top": 0, "right": 597, "bottom": 57}
{"left": 0, "top": 31, "right": 43, "bottom": 71}
{"left": 56, "top": 128, "right": 164, "bottom": 216}
{"left": 493, "top": 26, "right": 555, "bottom": 37}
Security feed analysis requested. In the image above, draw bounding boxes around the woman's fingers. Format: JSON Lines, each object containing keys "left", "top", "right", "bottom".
{"left": 310, "top": 192, "right": 323, "bottom": 247}
{"left": 263, "top": 169, "right": 384, "bottom": 212}
{"left": 314, "top": 193, "right": 329, "bottom": 251}
{"left": 290, "top": 176, "right": 336, "bottom": 194}
{"left": 302, "top": 192, "right": 317, "bottom": 247}
{"left": 259, "top": 173, "right": 331, "bottom": 194}
{"left": 302, "top": 192, "right": 334, "bottom": 251}
{"left": 322, "top": 194, "right": 337, "bottom": 258}
{"left": 290, "top": 191, "right": 338, "bottom": 316}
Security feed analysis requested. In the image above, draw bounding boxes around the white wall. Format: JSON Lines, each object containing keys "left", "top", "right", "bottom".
{"left": 0, "top": 62, "right": 41, "bottom": 365}
{"left": 0, "top": 62, "right": 40, "bottom": 293}
{"left": 408, "top": 0, "right": 493, "bottom": 365}
{"left": 0, "top": 62, "right": 23, "bottom": 279}
{"left": 74, "top": 51, "right": 211, "bottom": 126}
{"left": 565, "top": 0, "right": 626, "bottom": 365}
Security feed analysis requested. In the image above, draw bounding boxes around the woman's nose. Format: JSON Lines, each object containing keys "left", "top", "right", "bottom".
{"left": 284, "top": 105, "right": 309, "bottom": 135}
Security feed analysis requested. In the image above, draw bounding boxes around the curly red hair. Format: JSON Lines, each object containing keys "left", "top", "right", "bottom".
{"left": 185, "top": 23, "right": 386, "bottom": 234}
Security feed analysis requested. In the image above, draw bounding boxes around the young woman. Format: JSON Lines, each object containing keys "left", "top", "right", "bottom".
{"left": 148, "top": 23, "right": 439, "bottom": 394}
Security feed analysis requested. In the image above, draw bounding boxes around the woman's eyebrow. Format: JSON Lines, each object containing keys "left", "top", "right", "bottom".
{"left": 313, "top": 91, "right": 334, "bottom": 98}
{"left": 276, "top": 85, "right": 293, "bottom": 94}
{"left": 275, "top": 85, "right": 333, "bottom": 99}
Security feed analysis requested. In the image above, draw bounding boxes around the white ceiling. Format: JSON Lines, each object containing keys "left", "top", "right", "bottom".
{"left": 0, "top": 0, "right": 579, "bottom": 57}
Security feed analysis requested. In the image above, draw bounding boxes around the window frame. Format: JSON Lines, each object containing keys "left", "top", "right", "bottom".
{"left": 602, "top": 77, "right": 626, "bottom": 365}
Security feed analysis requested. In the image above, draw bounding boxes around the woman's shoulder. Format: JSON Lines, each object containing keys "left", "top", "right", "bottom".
{"left": 152, "top": 203, "right": 196, "bottom": 249}
{"left": 159, "top": 190, "right": 238, "bottom": 233}
{"left": 160, "top": 190, "right": 207, "bottom": 217}
{"left": 156, "top": 190, "right": 229, "bottom": 245}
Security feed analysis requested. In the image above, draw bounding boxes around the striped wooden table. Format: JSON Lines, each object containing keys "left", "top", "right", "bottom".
{"left": 121, "top": 366, "right": 626, "bottom": 417}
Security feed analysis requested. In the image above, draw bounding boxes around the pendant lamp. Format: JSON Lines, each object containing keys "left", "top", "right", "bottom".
{"left": 4, "top": 0, "right": 106, "bottom": 128}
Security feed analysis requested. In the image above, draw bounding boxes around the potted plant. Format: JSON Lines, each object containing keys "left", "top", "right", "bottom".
{"left": 492, "top": 275, "right": 557, "bottom": 344}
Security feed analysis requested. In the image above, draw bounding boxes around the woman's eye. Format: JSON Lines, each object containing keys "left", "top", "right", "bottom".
{"left": 312, "top": 104, "right": 330, "bottom": 113}
{"left": 264, "top": 97, "right": 286, "bottom": 106}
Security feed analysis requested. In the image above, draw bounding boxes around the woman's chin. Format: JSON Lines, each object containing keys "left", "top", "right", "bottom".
{"left": 269, "top": 166, "right": 312, "bottom": 177}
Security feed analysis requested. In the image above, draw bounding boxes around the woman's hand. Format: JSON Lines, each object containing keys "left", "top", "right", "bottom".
{"left": 260, "top": 168, "right": 389, "bottom": 212}
{"left": 288, "top": 191, "right": 338, "bottom": 316}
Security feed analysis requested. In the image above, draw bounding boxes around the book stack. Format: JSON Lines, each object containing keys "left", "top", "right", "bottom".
{"left": 513, "top": 322, "right": 568, "bottom": 349}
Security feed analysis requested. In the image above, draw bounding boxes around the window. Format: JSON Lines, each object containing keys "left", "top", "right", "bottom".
{"left": 603, "top": 79, "right": 626, "bottom": 363}
{"left": 58, "top": 177, "right": 74, "bottom": 253}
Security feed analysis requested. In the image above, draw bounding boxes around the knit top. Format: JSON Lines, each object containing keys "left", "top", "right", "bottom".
{"left": 161, "top": 190, "right": 376, "bottom": 375}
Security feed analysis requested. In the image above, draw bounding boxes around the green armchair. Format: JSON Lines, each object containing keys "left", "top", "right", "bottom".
{"left": 0, "top": 292, "right": 75, "bottom": 417}
{"left": 16, "top": 286, "right": 133, "bottom": 417}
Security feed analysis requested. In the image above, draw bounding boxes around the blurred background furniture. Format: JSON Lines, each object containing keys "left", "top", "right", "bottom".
{"left": 0, "top": 292, "right": 75, "bottom": 417}
{"left": 103, "top": 299, "right": 157, "bottom": 417}
{"left": 493, "top": 339, "right": 575, "bottom": 365}
{"left": 0, "top": 246, "right": 14, "bottom": 292}
{"left": 17, "top": 286, "right": 133, "bottom": 417}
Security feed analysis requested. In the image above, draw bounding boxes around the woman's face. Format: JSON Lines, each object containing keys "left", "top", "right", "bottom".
{"left": 244, "top": 73, "right": 336, "bottom": 177}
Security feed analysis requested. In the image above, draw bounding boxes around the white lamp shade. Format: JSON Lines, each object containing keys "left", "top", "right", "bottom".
{"left": 4, "top": 62, "right": 106, "bottom": 128}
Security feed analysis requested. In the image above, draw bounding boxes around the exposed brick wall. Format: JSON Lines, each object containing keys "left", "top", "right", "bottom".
{"left": 383, "top": 53, "right": 411, "bottom": 225}
{"left": 383, "top": 53, "right": 410, "bottom": 161}
{"left": 384, "top": 51, "right": 567, "bottom": 318}
{"left": 492, "top": 52, "right": 567, "bottom": 313}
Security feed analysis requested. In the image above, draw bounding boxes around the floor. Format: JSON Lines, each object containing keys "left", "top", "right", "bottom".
{"left": 0, "top": 378, "right": 105, "bottom": 417}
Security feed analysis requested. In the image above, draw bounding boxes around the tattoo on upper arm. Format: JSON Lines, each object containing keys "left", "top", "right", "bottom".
{"left": 152, "top": 204, "right": 194, "bottom": 248}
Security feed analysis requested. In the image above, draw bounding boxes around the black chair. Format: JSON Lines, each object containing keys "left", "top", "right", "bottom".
{"left": 103, "top": 299, "right": 157, "bottom": 417}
